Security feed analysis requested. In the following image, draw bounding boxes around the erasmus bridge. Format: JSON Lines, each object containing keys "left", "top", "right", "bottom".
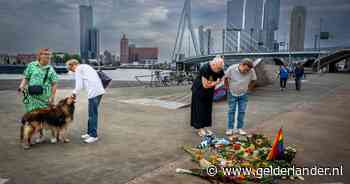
{"left": 171, "top": 0, "right": 337, "bottom": 70}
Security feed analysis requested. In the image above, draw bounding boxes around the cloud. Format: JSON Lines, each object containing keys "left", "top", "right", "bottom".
{"left": 0, "top": 0, "right": 349, "bottom": 60}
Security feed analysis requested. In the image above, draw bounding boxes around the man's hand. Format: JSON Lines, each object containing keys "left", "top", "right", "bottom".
{"left": 248, "top": 81, "right": 256, "bottom": 92}
{"left": 71, "top": 93, "right": 77, "bottom": 101}
{"left": 18, "top": 86, "right": 24, "bottom": 92}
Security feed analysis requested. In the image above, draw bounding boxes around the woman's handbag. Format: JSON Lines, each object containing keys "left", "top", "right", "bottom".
{"left": 97, "top": 70, "right": 112, "bottom": 89}
{"left": 28, "top": 68, "right": 49, "bottom": 95}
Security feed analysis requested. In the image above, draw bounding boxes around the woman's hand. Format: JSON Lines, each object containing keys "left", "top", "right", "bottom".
{"left": 18, "top": 78, "right": 27, "bottom": 94}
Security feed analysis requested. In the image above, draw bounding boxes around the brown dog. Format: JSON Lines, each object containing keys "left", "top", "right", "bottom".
{"left": 20, "top": 96, "right": 75, "bottom": 149}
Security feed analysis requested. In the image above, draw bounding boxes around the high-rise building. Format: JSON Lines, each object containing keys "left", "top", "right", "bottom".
{"left": 120, "top": 34, "right": 129, "bottom": 64}
{"left": 88, "top": 28, "right": 100, "bottom": 60}
{"left": 103, "top": 50, "right": 113, "bottom": 65}
{"left": 206, "top": 29, "right": 213, "bottom": 55}
{"left": 198, "top": 25, "right": 205, "bottom": 55}
{"left": 200, "top": 28, "right": 213, "bottom": 55}
{"left": 226, "top": 0, "right": 244, "bottom": 52}
{"left": 289, "top": 6, "right": 306, "bottom": 51}
{"left": 243, "top": 0, "right": 264, "bottom": 51}
{"left": 261, "top": 0, "right": 280, "bottom": 51}
{"left": 79, "top": 5, "right": 93, "bottom": 63}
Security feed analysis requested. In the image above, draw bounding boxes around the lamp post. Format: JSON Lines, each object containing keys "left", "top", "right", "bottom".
{"left": 317, "top": 18, "right": 323, "bottom": 73}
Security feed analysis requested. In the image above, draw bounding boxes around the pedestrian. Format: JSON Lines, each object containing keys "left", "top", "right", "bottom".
{"left": 278, "top": 64, "right": 289, "bottom": 91}
{"left": 66, "top": 59, "right": 105, "bottom": 143}
{"left": 190, "top": 56, "right": 225, "bottom": 137}
{"left": 225, "top": 58, "right": 257, "bottom": 136}
{"left": 294, "top": 63, "right": 304, "bottom": 91}
{"left": 18, "top": 48, "right": 59, "bottom": 143}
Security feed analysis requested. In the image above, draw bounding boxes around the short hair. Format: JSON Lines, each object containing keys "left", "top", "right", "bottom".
{"left": 210, "top": 55, "right": 224, "bottom": 69}
{"left": 37, "top": 48, "right": 51, "bottom": 60}
{"left": 241, "top": 58, "right": 253, "bottom": 68}
{"left": 66, "top": 59, "right": 80, "bottom": 67}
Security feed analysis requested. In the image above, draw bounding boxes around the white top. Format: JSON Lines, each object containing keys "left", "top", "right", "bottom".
{"left": 72, "top": 64, "right": 105, "bottom": 99}
{"left": 225, "top": 64, "right": 257, "bottom": 96}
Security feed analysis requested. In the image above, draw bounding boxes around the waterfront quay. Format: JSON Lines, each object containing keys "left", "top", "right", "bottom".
{"left": 0, "top": 73, "right": 349, "bottom": 184}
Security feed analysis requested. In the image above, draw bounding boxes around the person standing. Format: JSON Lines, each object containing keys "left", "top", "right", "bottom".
{"left": 66, "top": 59, "right": 105, "bottom": 143}
{"left": 19, "top": 48, "right": 58, "bottom": 112}
{"left": 294, "top": 63, "right": 304, "bottom": 91}
{"left": 191, "top": 56, "right": 225, "bottom": 137}
{"left": 225, "top": 58, "right": 257, "bottom": 135}
{"left": 278, "top": 64, "right": 289, "bottom": 91}
{"left": 18, "top": 48, "right": 58, "bottom": 143}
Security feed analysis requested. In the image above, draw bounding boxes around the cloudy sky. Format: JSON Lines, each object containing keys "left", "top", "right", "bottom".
{"left": 0, "top": 0, "right": 350, "bottom": 61}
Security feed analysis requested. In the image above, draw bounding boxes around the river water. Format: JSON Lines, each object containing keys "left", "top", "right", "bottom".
{"left": 0, "top": 69, "right": 167, "bottom": 81}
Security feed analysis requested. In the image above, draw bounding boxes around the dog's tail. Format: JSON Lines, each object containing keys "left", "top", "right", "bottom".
{"left": 20, "top": 115, "right": 27, "bottom": 142}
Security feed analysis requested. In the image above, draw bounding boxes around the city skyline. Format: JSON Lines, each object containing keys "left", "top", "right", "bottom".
{"left": 0, "top": 0, "right": 350, "bottom": 61}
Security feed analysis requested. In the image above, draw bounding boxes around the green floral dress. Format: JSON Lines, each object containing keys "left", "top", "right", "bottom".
{"left": 23, "top": 61, "right": 59, "bottom": 112}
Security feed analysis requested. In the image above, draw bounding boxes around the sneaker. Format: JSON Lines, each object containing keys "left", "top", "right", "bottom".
{"left": 197, "top": 129, "right": 206, "bottom": 137}
{"left": 84, "top": 136, "right": 99, "bottom": 143}
{"left": 205, "top": 128, "right": 213, "bottom": 136}
{"left": 50, "top": 138, "right": 57, "bottom": 144}
{"left": 81, "top": 134, "right": 90, "bottom": 139}
{"left": 35, "top": 137, "right": 45, "bottom": 144}
{"left": 238, "top": 129, "right": 247, "bottom": 135}
{"left": 226, "top": 129, "right": 234, "bottom": 135}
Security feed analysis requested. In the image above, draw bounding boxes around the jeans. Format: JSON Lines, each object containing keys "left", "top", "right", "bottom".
{"left": 227, "top": 92, "right": 248, "bottom": 129}
{"left": 88, "top": 95, "right": 102, "bottom": 137}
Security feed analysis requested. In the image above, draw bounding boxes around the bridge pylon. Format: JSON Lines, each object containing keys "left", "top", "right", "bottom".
{"left": 171, "top": 0, "right": 199, "bottom": 62}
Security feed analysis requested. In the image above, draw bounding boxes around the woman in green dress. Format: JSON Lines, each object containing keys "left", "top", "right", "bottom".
{"left": 18, "top": 48, "right": 58, "bottom": 113}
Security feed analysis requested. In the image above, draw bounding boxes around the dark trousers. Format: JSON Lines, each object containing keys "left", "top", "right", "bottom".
{"left": 88, "top": 95, "right": 103, "bottom": 137}
{"left": 280, "top": 78, "right": 287, "bottom": 88}
{"left": 295, "top": 79, "right": 301, "bottom": 91}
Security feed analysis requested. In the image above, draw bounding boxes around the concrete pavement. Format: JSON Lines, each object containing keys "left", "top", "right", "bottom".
{"left": 0, "top": 73, "right": 349, "bottom": 184}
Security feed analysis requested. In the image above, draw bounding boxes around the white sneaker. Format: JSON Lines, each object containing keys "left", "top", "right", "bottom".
{"left": 35, "top": 137, "right": 45, "bottom": 144}
{"left": 84, "top": 137, "right": 99, "bottom": 143}
{"left": 205, "top": 128, "right": 213, "bottom": 136}
{"left": 226, "top": 129, "right": 234, "bottom": 135}
{"left": 81, "top": 134, "right": 90, "bottom": 139}
{"left": 238, "top": 129, "right": 247, "bottom": 135}
{"left": 197, "top": 129, "right": 206, "bottom": 137}
{"left": 50, "top": 138, "right": 57, "bottom": 144}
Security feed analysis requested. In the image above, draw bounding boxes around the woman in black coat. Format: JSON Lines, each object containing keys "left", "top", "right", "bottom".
{"left": 191, "top": 56, "right": 225, "bottom": 136}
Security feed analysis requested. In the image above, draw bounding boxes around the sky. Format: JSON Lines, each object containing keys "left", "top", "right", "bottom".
{"left": 0, "top": 0, "right": 350, "bottom": 61}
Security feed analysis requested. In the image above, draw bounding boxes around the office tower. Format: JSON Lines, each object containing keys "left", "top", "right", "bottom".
{"left": 79, "top": 5, "right": 93, "bottom": 63}
{"left": 198, "top": 25, "right": 205, "bottom": 55}
{"left": 88, "top": 28, "right": 100, "bottom": 60}
{"left": 120, "top": 34, "right": 129, "bottom": 64}
{"left": 243, "top": 0, "right": 264, "bottom": 51}
{"left": 226, "top": 0, "right": 244, "bottom": 52}
{"left": 261, "top": 0, "right": 280, "bottom": 51}
{"left": 289, "top": 6, "right": 306, "bottom": 51}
